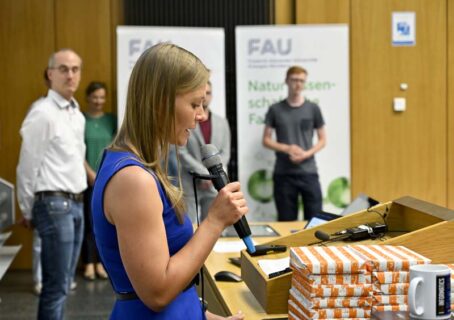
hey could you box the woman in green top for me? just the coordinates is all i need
[83,81,117,280]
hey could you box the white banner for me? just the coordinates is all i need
[117,26,226,126]
[236,25,350,220]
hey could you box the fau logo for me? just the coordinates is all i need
[248,38,292,55]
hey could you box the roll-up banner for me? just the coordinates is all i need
[117,26,226,126]
[236,25,350,220]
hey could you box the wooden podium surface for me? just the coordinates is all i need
[201,221,304,319]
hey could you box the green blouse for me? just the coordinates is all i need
[84,113,117,171]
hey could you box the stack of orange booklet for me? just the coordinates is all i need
[288,245,433,319]
[350,245,431,312]
[288,246,372,320]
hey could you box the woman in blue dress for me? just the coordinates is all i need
[91,43,247,319]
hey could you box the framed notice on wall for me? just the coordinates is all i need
[392,12,416,46]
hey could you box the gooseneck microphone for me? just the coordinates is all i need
[311,229,351,245]
[314,230,331,242]
[312,222,388,245]
[201,144,256,254]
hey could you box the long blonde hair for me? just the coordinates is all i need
[111,43,209,222]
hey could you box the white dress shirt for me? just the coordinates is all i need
[16,89,87,219]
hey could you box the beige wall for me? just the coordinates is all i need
[448,0,454,209]
[288,0,452,209]
[351,0,447,206]
[54,0,114,110]
[1,0,452,269]
[296,0,350,23]
[275,0,294,24]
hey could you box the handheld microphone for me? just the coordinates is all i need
[201,144,255,254]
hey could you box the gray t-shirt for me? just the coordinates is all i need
[264,99,325,174]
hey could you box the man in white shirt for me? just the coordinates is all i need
[16,49,87,320]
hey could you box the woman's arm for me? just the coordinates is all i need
[104,166,248,312]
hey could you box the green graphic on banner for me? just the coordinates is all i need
[247,171,351,210]
[325,177,350,208]
[247,169,273,203]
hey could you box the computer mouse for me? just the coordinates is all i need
[214,270,242,282]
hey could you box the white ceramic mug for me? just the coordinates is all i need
[409,264,451,319]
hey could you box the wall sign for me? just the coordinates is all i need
[392,12,416,46]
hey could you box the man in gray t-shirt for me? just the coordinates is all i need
[263,66,327,221]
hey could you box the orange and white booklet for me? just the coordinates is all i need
[291,263,372,285]
[373,283,409,295]
[290,246,369,275]
[291,278,371,298]
[348,245,431,272]
[372,304,408,312]
[372,271,409,284]
[372,294,407,306]
[290,287,372,309]
[289,297,371,319]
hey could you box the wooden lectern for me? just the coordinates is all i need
[241,196,454,314]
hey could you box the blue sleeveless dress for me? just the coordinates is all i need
[92,150,205,319]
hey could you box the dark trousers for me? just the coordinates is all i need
[82,187,100,264]
[273,173,322,221]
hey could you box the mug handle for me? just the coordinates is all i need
[409,277,424,316]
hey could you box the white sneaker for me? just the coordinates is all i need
[33,283,42,296]
[34,281,76,295]
[70,281,77,291]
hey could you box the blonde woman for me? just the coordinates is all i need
[91,43,247,319]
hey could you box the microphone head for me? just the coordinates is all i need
[201,144,222,168]
[314,230,330,241]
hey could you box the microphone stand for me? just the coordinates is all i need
[189,171,217,313]
[189,171,217,224]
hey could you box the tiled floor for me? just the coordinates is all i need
[0,271,114,319]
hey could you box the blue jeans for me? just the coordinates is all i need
[32,229,42,285]
[32,195,84,320]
